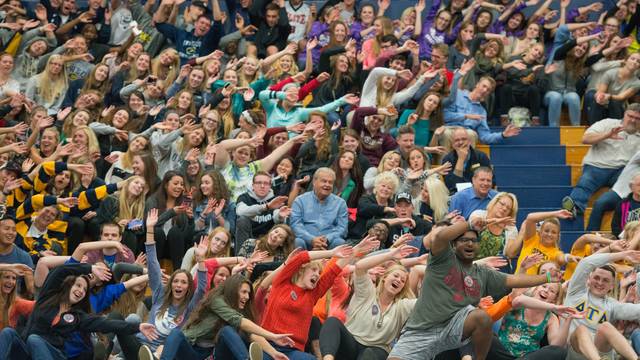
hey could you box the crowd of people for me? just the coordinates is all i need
[0,0,638,359]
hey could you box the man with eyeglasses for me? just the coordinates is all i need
[388,219,562,360]
[236,171,290,250]
[563,104,640,219]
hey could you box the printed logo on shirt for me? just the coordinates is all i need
[290,290,298,301]
[444,266,480,302]
[575,301,608,324]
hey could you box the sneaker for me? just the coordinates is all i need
[249,342,263,360]
[561,196,577,218]
[138,345,155,360]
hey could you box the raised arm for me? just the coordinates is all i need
[431,220,470,256]
[355,244,418,275]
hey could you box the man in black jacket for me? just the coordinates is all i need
[249,0,291,57]
[442,127,492,194]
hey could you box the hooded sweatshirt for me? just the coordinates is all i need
[236,187,282,237]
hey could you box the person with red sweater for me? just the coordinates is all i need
[259,245,355,360]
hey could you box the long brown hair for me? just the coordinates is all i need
[184,274,254,342]
[158,269,195,320]
[255,224,295,257]
[0,270,17,328]
[109,273,147,316]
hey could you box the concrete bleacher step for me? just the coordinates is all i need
[516,207,585,231]
[497,185,572,208]
[494,165,571,186]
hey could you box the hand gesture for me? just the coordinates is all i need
[623,250,640,264]
[135,252,147,266]
[415,0,426,12]
[393,233,414,248]
[520,252,544,271]
[35,4,47,21]
[311,236,328,250]
[434,162,452,176]
[554,209,574,219]
[396,69,413,81]
[553,305,583,318]
[91,264,112,282]
[306,38,318,51]
[332,244,354,258]
[295,175,310,188]
[610,240,630,253]
[271,334,295,347]
[213,198,226,216]
[378,0,390,11]
[267,196,288,210]
[391,245,419,259]
[194,235,209,261]
[139,323,159,341]
[146,208,159,229]
[353,234,381,254]
[58,197,78,208]
[316,72,330,83]
[342,94,360,105]
[9,141,27,155]
[459,58,476,74]
[11,122,28,137]
[502,124,521,138]
[477,256,508,270]
[407,113,418,126]
[478,296,494,309]
[2,178,21,194]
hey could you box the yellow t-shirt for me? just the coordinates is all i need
[515,233,564,275]
[563,244,591,281]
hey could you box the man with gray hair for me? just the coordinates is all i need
[563,104,640,218]
[290,167,348,250]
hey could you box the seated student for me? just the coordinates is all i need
[235,171,290,251]
[290,168,348,250]
[83,222,136,267]
[612,173,640,237]
[0,263,34,329]
[380,192,431,249]
[443,71,521,144]
[0,215,33,269]
[442,127,492,194]
[562,105,640,218]
[448,167,497,219]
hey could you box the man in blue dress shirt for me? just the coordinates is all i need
[449,167,498,219]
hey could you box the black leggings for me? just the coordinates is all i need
[435,335,567,360]
[154,226,193,270]
[319,317,388,360]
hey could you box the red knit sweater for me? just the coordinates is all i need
[260,251,342,351]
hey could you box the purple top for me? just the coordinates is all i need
[488,2,527,37]
[417,0,460,59]
[350,21,376,49]
[299,21,330,65]
[566,8,580,23]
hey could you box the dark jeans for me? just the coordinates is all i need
[235,216,254,254]
[585,89,625,125]
[154,226,193,270]
[160,328,212,360]
[319,317,388,360]
[263,343,316,360]
[0,328,30,360]
[569,165,624,212]
[214,326,249,360]
[497,83,542,118]
[435,335,567,360]
[586,190,622,231]
[28,334,67,360]
[67,216,102,254]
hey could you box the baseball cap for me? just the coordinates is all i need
[395,192,412,205]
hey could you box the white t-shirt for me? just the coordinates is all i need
[285,2,311,42]
[612,150,640,197]
[582,118,640,169]
[109,6,133,45]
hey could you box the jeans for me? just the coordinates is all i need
[263,343,316,360]
[0,328,30,360]
[160,328,212,360]
[586,92,625,125]
[569,165,624,212]
[214,326,249,360]
[586,190,622,231]
[631,328,640,355]
[294,237,346,250]
[235,215,254,253]
[544,91,581,127]
[27,334,66,360]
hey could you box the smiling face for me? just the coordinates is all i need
[477,11,491,29]
[129,137,148,152]
[72,130,88,147]
[177,92,193,110]
[132,156,145,175]
[171,272,190,301]
[539,221,559,247]
[164,113,181,131]
[533,283,559,303]
[194,16,212,36]
[223,69,238,85]
[381,75,396,91]
[587,267,615,298]
[187,128,205,147]
[233,146,252,167]
[36,206,59,229]
[472,170,492,197]
[0,219,16,247]
[188,69,205,88]
[237,283,251,309]
[112,110,129,129]
[69,276,88,304]
[129,94,144,111]
[507,13,523,30]
[573,42,588,58]
[267,226,288,248]
[29,40,48,57]
[94,64,109,82]
[435,11,452,31]
[213,267,230,288]
[0,271,16,295]
[41,128,58,152]
[136,54,151,72]
[313,172,335,200]
[276,158,293,178]
[360,5,375,24]
[165,175,184,199]
[491,196,513,218]
[73,111,90,127]
[333,23,347,43]
[382,269,408,297]
[375,180,395,201]
[128,177,146,197]
[483,41,500,58]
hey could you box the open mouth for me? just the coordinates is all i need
[391,280,400,290]
[3,284,13,292]
[309,277,318,286]
[73,290,83,299]
[174,289,184,297]
[539,292,548,301]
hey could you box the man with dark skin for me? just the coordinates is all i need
[388,219,562,360]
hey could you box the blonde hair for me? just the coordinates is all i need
[418,176,450,222]
[71,126,100,158]
[36,55,68,104]
[377,151,401,173]
[151,48,179,86]
[117,176,146,223]
[291,260,323,285]
[375,75,395,108]
[109,273,147,316]
[623,221,640,240]
[486,192,519,218]
[271,54,299,80]
[376,264,415,300]
[373,171,400,195]
[238,56,259,87]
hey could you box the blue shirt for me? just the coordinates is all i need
[449,187,498,219]
[290,191,348,245]
[443,74,504,144]
[0,245,34,268]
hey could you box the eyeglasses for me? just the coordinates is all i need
[456,237,479,244]
[253,181,271,187]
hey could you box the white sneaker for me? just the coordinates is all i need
[249,342,263,360]
[138,345,155,360]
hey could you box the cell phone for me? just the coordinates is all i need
[127,219,143,230]
[182,197,192,208]
[272,176,285,187]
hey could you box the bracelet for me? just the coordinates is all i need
[546,272,552,283]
